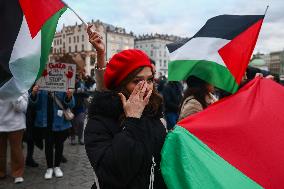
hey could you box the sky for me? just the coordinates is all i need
[59,0,284,53]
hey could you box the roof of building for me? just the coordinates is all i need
[135,33,187,42]
[55,19,134,36]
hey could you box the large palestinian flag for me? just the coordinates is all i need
[0,0,66,100]
[161,78,284,189]
[167,15,264,93]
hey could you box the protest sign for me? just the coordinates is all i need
[37,62,76,92]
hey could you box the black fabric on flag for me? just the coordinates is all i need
[193,15,264,40]
[166,37,192,54]
[167,15,264,53]
[0,0,23,87]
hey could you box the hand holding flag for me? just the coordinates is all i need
[87,25,105,55]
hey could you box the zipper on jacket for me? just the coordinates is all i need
[148,156,156,189]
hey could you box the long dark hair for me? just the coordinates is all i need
[115,67,163,118]
[180,76,211,109]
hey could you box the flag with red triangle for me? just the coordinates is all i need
[167,15,264,93]
[161,78,284,189]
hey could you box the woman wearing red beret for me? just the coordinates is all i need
[84,26,167,189]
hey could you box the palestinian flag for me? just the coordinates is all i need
[167,15,264,93]
[0,0,66,100]
[161,78,284,189]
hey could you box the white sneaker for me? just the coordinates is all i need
[54,167,63,178]
[14,177,24,184]
[44,168,53,179]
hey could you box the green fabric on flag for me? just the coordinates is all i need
[37,7,67,80]
[161,126,263,189]
[168,59,239,93]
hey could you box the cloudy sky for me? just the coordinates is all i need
[59,0,284,53]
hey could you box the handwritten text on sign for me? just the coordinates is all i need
[37,63,76,92]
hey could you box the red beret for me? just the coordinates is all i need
[104,49,152,89]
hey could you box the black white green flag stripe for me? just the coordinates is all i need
[0,0,66,100]
[167,15,265,93]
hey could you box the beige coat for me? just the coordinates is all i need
[179,93,217,121]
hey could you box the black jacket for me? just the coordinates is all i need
[162,81,183,113]
[84,91,167,189]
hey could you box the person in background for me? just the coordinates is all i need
[162,81,183,130]
[30,86,75,180]
[85,25,167,189]
[24,88,39,167]
[70,73,89,145]
[179,76,217,121]
[85,75,96,91]
[157,75,167,94]
[0,93,28,184]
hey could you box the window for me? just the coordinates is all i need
[73,36,76,43]
[164,60,167,67]
[63,34,65,39]
[82,35,84,41]
[150,50,153,57]
[69,46,71,53]
[63,42,65,48]
[77,36,79,43]
[75,45,77,52]
[82,44,84,51]
[159,60,162,67]
[90,56,96,66]
[60,39,62,45]
[60,48,62,53]
[69,37,71,43]
[91,69,95,77]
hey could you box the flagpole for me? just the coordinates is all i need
[264,5,269,16]
[61,0,89,28]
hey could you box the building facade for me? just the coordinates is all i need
[106,26,135,60]
[135,34,184,77]
[268,51,284,80]
[51,20,134,77]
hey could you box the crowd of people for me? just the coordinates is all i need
[0,24,277,188]
[0,72,94,183]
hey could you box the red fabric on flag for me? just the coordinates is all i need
[19,0,65,38]
[178,78,284,189]
[218,19,264,84]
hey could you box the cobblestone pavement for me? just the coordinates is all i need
[0,140,94,189]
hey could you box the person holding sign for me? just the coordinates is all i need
[29,86,75,180]
[84,26,167,189]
